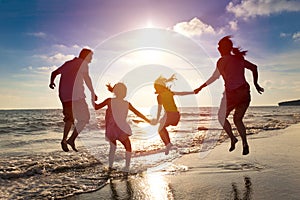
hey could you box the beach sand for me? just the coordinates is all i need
[70,123,300,200]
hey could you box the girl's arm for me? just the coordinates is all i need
[155,104,162,122]
[95,98,110,110]
[129,103,151,123]
[173,91,195,96]
[153,95,163,124]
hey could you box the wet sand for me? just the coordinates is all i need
[71,123,300,200]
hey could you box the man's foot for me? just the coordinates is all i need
[108,167,117,172]
[67,139,78,152]
[242,145,249,155]
[165,143,173,155]
[229,138,238,152]
[61,141,69,152]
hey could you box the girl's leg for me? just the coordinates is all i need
[158,126,172,155]
[124,151,131,172]
[158,127,171,146]
[120,138,132,171]
[109,141,117,169]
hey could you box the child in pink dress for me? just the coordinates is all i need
[95,83,151,172]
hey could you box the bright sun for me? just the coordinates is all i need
[146,20,154,28]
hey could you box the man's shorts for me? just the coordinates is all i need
[62,99,90,123]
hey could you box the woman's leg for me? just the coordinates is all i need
[233,102,250,155]
[218,95,238,151]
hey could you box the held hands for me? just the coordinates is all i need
[194,86,203,94]
[92,94,98,109]
[150,118,158,125]
[194,87,201,94]
[93,94,98,102]
[194,84,207,94]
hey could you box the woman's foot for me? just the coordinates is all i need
[242,145,249,155]
[229,138,238,152]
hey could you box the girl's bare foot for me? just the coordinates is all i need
[165,143,173,155]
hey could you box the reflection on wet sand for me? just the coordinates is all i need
[231,176,252,200]
[109,178,133,199]
[107,172,174,200]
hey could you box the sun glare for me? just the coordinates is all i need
[146,20,154,28]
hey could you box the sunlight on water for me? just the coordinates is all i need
[135,172,174,200]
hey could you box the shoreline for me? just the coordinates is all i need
[71,123,300,200]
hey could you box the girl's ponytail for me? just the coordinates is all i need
[106,83,114,93]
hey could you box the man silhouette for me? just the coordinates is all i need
[49,48,97,152]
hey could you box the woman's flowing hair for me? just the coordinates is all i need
[232,47,248,59]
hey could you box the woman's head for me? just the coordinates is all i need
[107,82,127,98]
[154,74,176,93]
[218,36,233,56]
[218,35,247,58]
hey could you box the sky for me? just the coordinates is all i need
[0,0,300,109]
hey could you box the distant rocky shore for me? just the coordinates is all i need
[278,99,300,106]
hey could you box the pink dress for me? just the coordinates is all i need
[105,98,132,142]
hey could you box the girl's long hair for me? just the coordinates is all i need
[154,74,176,94]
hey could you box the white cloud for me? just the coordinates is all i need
[292,32,300,41]
[173,17,216,37]
[229,20,238,30]
[27,32,47,38]
[22,65,57,75]
[279,32,300,41]
[35,53,75,64]
[226,0,300,19]
[280,32,290,38]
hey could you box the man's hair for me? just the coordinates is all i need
[79,48,93,59]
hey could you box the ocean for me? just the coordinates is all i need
[1,106,300,199]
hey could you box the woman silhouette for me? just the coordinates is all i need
[195,36,264,155]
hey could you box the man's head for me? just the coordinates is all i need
[79,48,93,63]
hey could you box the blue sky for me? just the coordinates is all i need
[0,0,299,109]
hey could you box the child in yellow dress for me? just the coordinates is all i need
[152,74,196,155]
